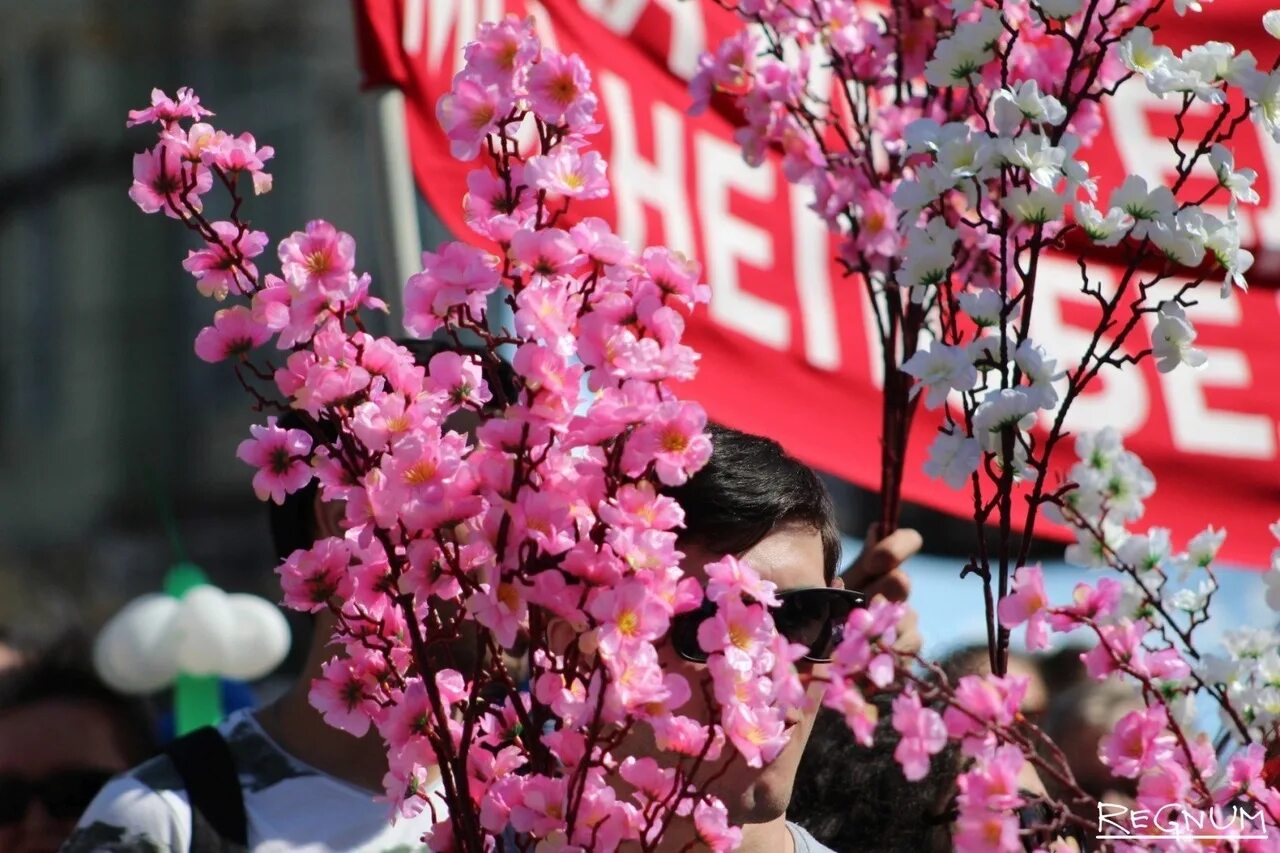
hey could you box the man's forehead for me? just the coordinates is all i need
[686,526,826,590]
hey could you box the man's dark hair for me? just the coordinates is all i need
[0,641,155,765]
[789,701,958,852]
[266,339,518,562]
[664,423,841,583]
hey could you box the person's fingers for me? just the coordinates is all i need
[858,568,912,603]
[893,607,922,655]
[842,527,922,588]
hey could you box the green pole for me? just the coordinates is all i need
[164,562,222,734]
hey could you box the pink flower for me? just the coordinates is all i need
[697,597,771,666]
[570,217,631,265]
[523,148,609,199]
[1137,761,1191,813]
[202,131,274,195]
[509,228,580,278]
[462,18,539,90]
[958,745,1027,812]
[621,400,711,486]
[278,220,357,297]
[1099,706,1177,778]
[508,774,570,838]
[182,221,268,299]
[309,653,379,736]
[236,416,313,504]
[404,243,500,337]
[822,675,879,746]
[722,701,789,768]
[513,278,576,354]
[127,86,211,127]
[693,798,742,852]
[703,555,781,608]
[277,537,354,613]
[424,350,492,411]
[194,306,272,362]
[943,674,1028,742]
[1047,577,1123,631]
[997,565,1051,650]
[526,52,597,130]
[596,482,684,533]
[891,689,947,781]
[855,189,901,259]
[638,247,709,311]
[512,344,582,426]
[436,77,508,161]
[129,144,212,219]
[953,810,1021,853]
[689,30,757,114]
[588,578,672,652]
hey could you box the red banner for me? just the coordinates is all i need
[353,0,1280,566]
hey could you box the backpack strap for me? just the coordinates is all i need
[163,726,249,853]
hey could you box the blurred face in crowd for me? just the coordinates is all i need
[0,699,133,853]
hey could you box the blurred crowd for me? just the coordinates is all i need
[0,620,1147,852]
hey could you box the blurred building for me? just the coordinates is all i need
[0,0,388,637]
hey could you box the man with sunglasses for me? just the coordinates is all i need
[624,423,922,853]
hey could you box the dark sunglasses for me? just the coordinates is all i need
[0,769,115,825]
[670,587,867,663]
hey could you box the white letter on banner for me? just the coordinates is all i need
[788,182,841,370]
[1029,257,1150,435]
[413,0,504,76]
[599,71,696,256]
[577,0,706,79]
[1144,288,1276,459]
[695,131,790,350]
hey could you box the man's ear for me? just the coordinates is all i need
[311,491,346,540]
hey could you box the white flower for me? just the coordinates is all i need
[1004,186,1066,225]
[972,387,1038,448]
[936,130,999,184]
[1148,220,1205,268]
[1118,28,1174,76]
[1116,527,1173,572]
[1000,133,1066,188]
[1064,522,1127,569]
[901,339,977,409]
[1110,175,1175,239]
[1167,578,1216,612]
[1208,143,1260,205]
[1014,339,1065,409]
[1107,453,1155,522]
[1250,71,1280,142]
[1180,42,1257,90]
[891,170,948,221]
[990,81,1067,135]
[1202,218,1254,296]
[1032,0,1082,20]
[1174,0,1212,14]
[924,8,1003,88]
[900,219,957,297]
[1169,525,1226,579]
[958,289,1003,327]
[1074,201,1133,246]
[1262,567,1280,611]
[1265,10,1280,40]
[1150,301,1208,373]
[1076,426,1125,471]
[1059,134,1097,199]
[923,430,981,489]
